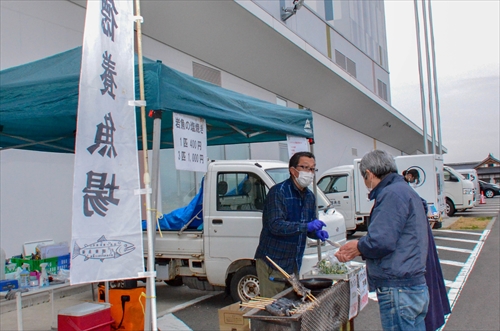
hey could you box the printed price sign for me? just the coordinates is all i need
[287,135,309,158]
[348,271,359,320]
[358,266,369,312]
[173,112,207,172]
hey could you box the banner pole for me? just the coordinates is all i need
[133,0,157,329]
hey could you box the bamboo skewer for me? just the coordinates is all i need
[266,256,291,278]
[265,256,317,302]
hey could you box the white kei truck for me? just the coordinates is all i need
[143,160,347,302]
[317,154,451,235]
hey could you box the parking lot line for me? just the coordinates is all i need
[439,259,466,267]
[434,229,483,236]
[436,246,473,253]
[433,236,481,244]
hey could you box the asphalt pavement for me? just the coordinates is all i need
[442,216,499,330]
[1,210,498,331]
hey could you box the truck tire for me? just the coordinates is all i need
[230,266,260,303]
[445,198,456,217]
[165,277,183,287]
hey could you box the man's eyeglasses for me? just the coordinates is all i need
[296,165,318,173]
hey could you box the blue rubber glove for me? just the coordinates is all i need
[316,230,329,242]
[307,219,326,232]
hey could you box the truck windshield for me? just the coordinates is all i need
[265,168,332,210]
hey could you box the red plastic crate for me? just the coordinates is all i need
[58,302,112,331]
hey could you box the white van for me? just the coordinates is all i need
[443,166,475,216]
[456,169,480,206]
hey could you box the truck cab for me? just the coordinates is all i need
[146,160,346,302]
[318,154,447,232]
[317,164,371,235]
[456,169,480,206]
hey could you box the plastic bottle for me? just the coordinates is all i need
[39,263,49,287]
[29,271,39,289]
[19,264,30,289]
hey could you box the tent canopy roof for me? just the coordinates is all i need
[0,47,314,153]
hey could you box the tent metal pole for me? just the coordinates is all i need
[144,110,162,330]
[134,0,157,329]
[309,143,321,262]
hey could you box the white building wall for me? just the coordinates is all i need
[0,0,403,258]
[0,150,74,257]
[0,1,85,70]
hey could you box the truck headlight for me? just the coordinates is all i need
[463,188,473,195]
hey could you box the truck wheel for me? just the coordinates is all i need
[446,198,456,217]
[230,266,260,303]
[165,277,183,287]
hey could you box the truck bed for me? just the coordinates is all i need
[143,230,203,258]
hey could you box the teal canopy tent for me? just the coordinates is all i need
[0,47,314,153]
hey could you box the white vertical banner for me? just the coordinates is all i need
[70,0,143,284]
[173,112,207,172]
[287,135,309,158]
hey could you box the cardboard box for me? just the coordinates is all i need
[218,302,250,331]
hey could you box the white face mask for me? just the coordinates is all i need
[366,181,373,193]
[296,171,314,188]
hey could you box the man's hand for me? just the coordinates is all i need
[334,240,360,262]
[307,219,326,232]
[315,230,329,241]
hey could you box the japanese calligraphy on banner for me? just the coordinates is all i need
[286,135,309,158]
[173,112,207,172]
[70,0,143,285]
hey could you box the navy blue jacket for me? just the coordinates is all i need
[358,173,428,290]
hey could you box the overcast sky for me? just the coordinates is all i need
[384,0,499,164]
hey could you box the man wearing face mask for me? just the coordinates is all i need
[335,150,429,331]
[255,151,328,298]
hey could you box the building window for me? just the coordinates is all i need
[335,49,357,78]
[324,0,334,21]
[193,62,221,86]
[346,58,357,77]
[335,50,347,70]
[377,79,388,101]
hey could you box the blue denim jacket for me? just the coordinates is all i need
[358,173,428,290]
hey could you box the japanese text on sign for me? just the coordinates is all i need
[173,112,207,172]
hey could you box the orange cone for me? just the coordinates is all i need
[480,191,486,204]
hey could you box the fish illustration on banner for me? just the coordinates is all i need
[72,236,135,262]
